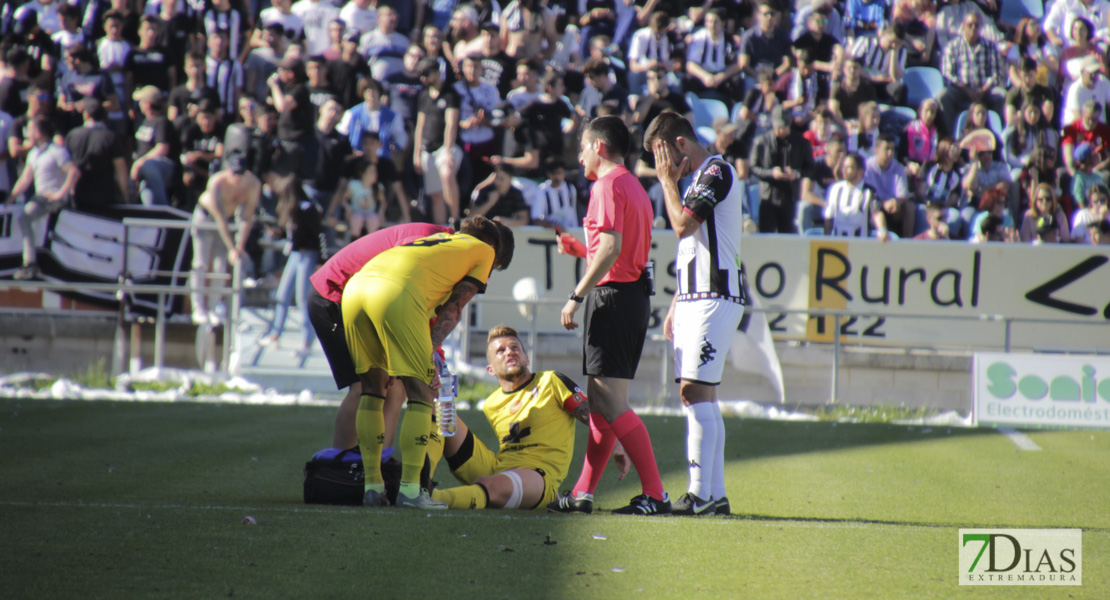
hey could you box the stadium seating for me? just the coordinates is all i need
[696,125,717,145]
[686,93,729,130]
[903,67,945,109]
[954,110,1004,138]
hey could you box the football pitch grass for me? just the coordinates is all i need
[1,398,1106,599]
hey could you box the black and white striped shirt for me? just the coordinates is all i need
[531,180,578,229]
[922,164,964,206]
[823,180,879,237]
[850,36,906,79]
[686,28,733,73]
[676,156,744,303]
[203,8,244,60]
[206,56,243,116]
[629,27,672,69]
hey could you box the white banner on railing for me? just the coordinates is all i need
[973,352,1110,429]
[483,228,1110,351]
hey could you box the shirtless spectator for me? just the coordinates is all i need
[500,0,557,61]
[189,150,261,326]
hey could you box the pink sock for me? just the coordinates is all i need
[611,410,665,501]
[571,412,616,496]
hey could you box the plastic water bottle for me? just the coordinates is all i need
[435,365,457,437]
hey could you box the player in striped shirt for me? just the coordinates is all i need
[645,111,745,516]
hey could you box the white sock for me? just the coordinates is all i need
[711,402,727,501]
[686,402,717,499]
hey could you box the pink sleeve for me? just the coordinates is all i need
[593,179,622,233]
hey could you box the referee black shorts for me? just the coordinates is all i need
[307,286,360,390]
[583,279,650,379]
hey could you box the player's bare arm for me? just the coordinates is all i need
[560,230,622,330]
[431,280,479,348]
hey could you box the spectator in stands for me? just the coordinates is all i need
[180,98,224,207]
[455,54,501,183]
[506,58,542,109]
[447,4,485,68]
[1063,57,1110,127]
[902,98,940,180]
[685,10,740,103]
[205,30,244,119]
[749,105,814,234]
[792,0,846,45]
[784,47,820,126]
[383,44,427,128]
[500,0,557,61]
[519,69,576,163]
[1087,219,1110,244]
[270,56,314,172]
[257,0,304,45]
[65,97,128,209]
[130,15,174,94]
[938,11,1006,134]
[828,58,876,128]
[962,141,1012,217]
[532,157,578,229]
[919,137,972,236]
[0,48,32,118]
[339,0,379,39]
[306,97,352,214]
[202,0,249,62]
[626,11,672,95]
[935,0,1005,51]
[8,80,63,171]
[1020,183,1070,243]
[413,57,463,224]
[1004,18,1059,91]
[9,116,80,280]
[130,86,178,207]
[168,54,213,125]
[792,6,844,100]
[847,100,881,159]
[1058,17,1100,86]
[864,133,916,238]
[738,1,792,83]
[1005,57,1056,127]
[477,24,515,99]
[846,0,888,38]
[59,46,120,120]
[913,201,951,240]
[337,78,406,162]
[801,130,845,231]
[328,29,372,109]
[421,25,453,85]
[360,4,410,81]
[736,66,782,156]
[577,57,628,121]
[469,163,529,225]
[1070,142,1106,208]
[968,188,1016,242]
[305,55,337,114]
[1071,184,1110,243]
[823,151,889,239]
[892,0,937,64]
[1002,101,1059,183]
[849,23,907,106]
[1044,0,1109,49]
[293,0,341,56]
[631,65,693,143]
[1061,100,1110,176]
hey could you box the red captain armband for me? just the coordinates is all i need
[558,233,587,258]
[563,390,587,414]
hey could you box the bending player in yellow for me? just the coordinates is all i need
[342,216,514,509]
[432,324,609,510]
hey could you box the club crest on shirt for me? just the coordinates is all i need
[704,164,722,179]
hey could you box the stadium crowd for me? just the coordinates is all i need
[4,0,1110,284]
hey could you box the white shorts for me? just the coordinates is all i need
[672,298,745,385]
[420,145,464,196]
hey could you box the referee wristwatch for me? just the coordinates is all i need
[568,292,585,303]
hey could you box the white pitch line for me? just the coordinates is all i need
[998,428,1042,451]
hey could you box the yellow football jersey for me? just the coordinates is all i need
[482,371,585,484]
[354,232,495,319]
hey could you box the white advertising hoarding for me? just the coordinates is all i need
[972,352,1110,429]
[483,228,1110,352]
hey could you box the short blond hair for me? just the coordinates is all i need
[487,324,520,345]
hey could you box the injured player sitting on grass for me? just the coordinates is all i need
[430,325,629,510]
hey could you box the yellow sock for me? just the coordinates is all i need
[399,401,434,488]
[432,484,489,510]
[356,394,385,491]
[426,426,444,477]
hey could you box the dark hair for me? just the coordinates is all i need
[585,115,631,158]
[102,9,123,25]
[544,157,565,174]
[980,214,1004,238]
[1020,56,1037,73]
[459,215,513,269]
[540,69,562,91]
[31,115,55,138]
[494,163,516,177]
[358,77,383,98]
[494,220,515,269]
[876,132,897,147]
[582,57,611,78]
[643,111,697,153]
[1073,17,1093,41]
[793,46,812,65]
[649,11,670,31]
[306,54,328,66]
[416,57,441,79]
[58,4,79,19]
[841,152,864,173]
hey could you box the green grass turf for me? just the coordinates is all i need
[0,398,1106,599]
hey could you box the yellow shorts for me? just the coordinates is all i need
[450,433,560,510]
[341,275,435,383]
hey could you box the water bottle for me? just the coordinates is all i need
[435,364,457,437]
